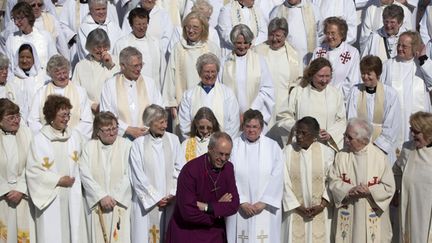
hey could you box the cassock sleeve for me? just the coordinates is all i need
[210,163,240,218]
[162,47,179,107]
[344,0,358,45]
[178,91,192,140]
[100,79,128,136]
[258,143,283,209]
[419,57,432,91]
[328,153,354,208]
[342,48,361,101]
[392,142,412,191]
[27,89,44,134]
[276,86,300,133]
[109,140,133,208]
[368,157,395,213]
[223,88,241,139]
[169,135,186,196]
[76,87,93,139]
[216,5,234,50]
[326,89,346,149]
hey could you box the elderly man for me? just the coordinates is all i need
[270,0,322,68]
[77,0,122,60]
[100,46,163,140]
[178,52,240,141]
[328,118,395,243]
[165,131,240,243]
[361,4,407,60]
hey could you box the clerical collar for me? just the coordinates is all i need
[24,69,30,77]
[427,143,432,148]
[365,86,376,94]
[329,42,342,50]
[201,83,215,94]
[150,131,163,138]
[79,0,88,3]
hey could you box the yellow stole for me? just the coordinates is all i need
[185,137,197,162]
[289,142,326,242]
[115,74,149,127]
[356,82,384,141]
[41,82,81,128]
[222,51,261,106]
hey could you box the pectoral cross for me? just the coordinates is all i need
[71,151,79,163]
[257,230,268,243]
[17,230,29,243]
[368,176,379,186]
[149,224,159,243]
[339,51,352,64]
[211,186,220,192]
[238,230,248,243]
[341,173,351,184]
[42,157,54,170]
[316,49,327,57]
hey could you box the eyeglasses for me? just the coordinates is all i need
[185,25,202,31]
[294,129,312,137]
[198,125,213,130]
[99,126,119,134]
[57,113,71,119]
[31,3,44,8]
[12,16,25,22]
[3,114,21,122]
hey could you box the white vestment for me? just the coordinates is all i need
[217,1,267,56]
[394,141,432,243]
[0,82,24,114]
[380,57,432,148]
[181,136,210,162]
[100,74,163,136]
[360,27,404,61]
[312,41,361,101]
[0,126,35,243]
[182,0,224,28]
[346,83,401,164]
[113,33,166,91]
[129,132,185,243]
[281,142,334,243]
[162,39,220,107]
[220,51,275,125]
[328,143,395,243]
[77,14,123,60]
[178,82,240,140]
[27,81,93,139]
[226,135,283,243]
[269,0,322,68]
[277,84,346,150]
[79,137,132,243]
[26,126,88,243]
[418,2,432,44]
[72,56,119,105]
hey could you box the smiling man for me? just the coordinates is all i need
[166,131,240,243]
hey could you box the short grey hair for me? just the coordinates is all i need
[0,54,9,68]
[208,131,232,149]
[347,118,373,144]
[268,17,288,36]
[196,52,220,74]
[85,28,110,51]
[142,104,168,127]
[88,0,107,8]
[46,55,70,76]
[119,46,142,65]
[230,24,254,44]
[192,0,213,17]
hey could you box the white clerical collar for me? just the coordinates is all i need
[284,1,304,8]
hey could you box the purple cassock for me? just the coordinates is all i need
[165,153,240,243]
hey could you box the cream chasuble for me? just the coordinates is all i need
[79,137,132,243]
[281,142,334,243]
[226,135,283,243]
[0,126,34,243]
[277,84,346,150]
[129,133,185,243]
[26,126,88,243]
[394,141,432,243]
[328,144,395,243]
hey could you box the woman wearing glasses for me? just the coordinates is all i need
[26,94,89,243]
[80,111,132,243]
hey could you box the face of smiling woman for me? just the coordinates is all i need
[199,63,218,86]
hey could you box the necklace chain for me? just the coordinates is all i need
[205,155,221,194]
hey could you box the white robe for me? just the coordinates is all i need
[77,14,123,60]
[129,132,185,243]
[113,33,166,91]
[226,135,283,243]
[0,82,24,113]
[181,136,210,162]
[26,125,88,243]
[27,81,93,139]
[277,84,347,150]
[178,82,240,141]
[360,27,404,61]
[220,51,275,125]
[182,0,224,28]
[346,83,401,164]
[162,39,220,107]
[72,56,119,105]
[269,0,322,68]
[0,126,35,243]
[312,41,361,101]
[394,141,432,243]
[281,142,334,243]
[419,3,432,45]
[328,143,395,243]
[100,74,163,136]
[79,137,132,243]
[380,57,432,148]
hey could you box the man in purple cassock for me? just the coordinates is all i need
[166,132,240,243]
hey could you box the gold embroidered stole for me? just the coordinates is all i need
[230,1,259,39]
[41,12,56,40]
[356,82,385,141]
[191,82,225,128]
[185,137,197,162]
[174,41,209,104]
[41,82,81,127]
[289,142,326,242]
[115,74,149,127]
[222,51,260,106]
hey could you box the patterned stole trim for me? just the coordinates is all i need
[115,74,149,127]
[289,142,326,242]
[185,137,197,162]
[357,82,385,141]
[230,1,259,39]
[222,51,261,106]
